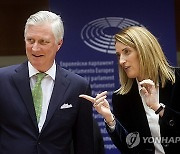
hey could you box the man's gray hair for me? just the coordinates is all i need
[24,11,64,43]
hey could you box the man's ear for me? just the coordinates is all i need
[57,39,63,50]
[58,39,63,45]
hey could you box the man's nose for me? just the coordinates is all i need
[32,42,40,51]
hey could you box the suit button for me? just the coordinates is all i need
[169,120,175,126]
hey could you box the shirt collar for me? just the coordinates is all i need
[136,78,142,93]
[28,61,56,80]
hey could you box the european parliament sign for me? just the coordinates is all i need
[49,0,176,153]
[81,17,143,54]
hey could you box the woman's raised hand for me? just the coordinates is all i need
[139,79,159,110]
[79,91,113,120]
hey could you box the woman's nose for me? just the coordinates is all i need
[119,56,126,65]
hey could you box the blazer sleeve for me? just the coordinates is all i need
[106,92,137,153]
[159,67,180,135]
[106,119,129,153]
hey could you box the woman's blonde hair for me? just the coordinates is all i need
[115,26,175,95]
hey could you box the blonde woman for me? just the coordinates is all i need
[80,26,180,154]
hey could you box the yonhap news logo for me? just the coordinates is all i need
[126,132,180,149]
[126,132,140,148]
[81,17,143,54]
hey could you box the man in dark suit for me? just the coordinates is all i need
[0,11,94,154]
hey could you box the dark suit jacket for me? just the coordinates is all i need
[93,118,105,154]
[0,62,94,154]
[70,118,105,154]
[107,68,180,154]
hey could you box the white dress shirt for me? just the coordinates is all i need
[137,80,165,154]
[28,61,56,132]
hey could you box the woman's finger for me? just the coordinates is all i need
[140,87,148,96]
[96,99,109,108]
[79,94,95,103]
[139,79,155,86]
[96,91,108,100]
[95,95,107,104]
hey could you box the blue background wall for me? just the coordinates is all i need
[49,0,177,153]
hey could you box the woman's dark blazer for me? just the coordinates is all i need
[107,68,180,154]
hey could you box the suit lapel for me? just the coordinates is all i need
[41,65,70,132]
[12,62,38,130]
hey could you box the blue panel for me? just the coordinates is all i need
[49,0,176,153]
